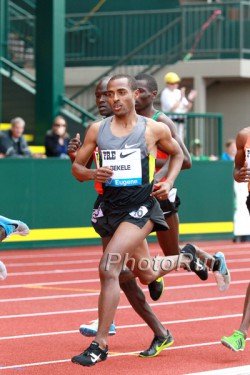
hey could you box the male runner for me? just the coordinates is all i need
[221,127,250,351]
[69,75,229,356]
[135,73,230,290]
[70,74,206,367]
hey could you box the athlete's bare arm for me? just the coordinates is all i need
[72,122,113,183]
[234,128,250,183]
[146,119,183,198]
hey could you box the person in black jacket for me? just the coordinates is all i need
[0,117,32,158]
[45,116,70,158]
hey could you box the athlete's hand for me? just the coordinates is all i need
[151,181,172,200]
[68,133,81,155]
[236,162,250,182]
[94,166,113,183]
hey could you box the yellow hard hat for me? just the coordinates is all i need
[164,72,181,83]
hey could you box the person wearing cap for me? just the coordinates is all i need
[190,138,217,161]
[160,72,197,141]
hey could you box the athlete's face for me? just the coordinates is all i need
[95,80,112,117]
[135,79,156,113]
[107,78,138,117]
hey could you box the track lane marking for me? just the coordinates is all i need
[0,243,250,261]
[0,278,248,290]
[4,256,250,268]
[0,339,249,370]
[0,293,247,317]
[4,266,250,277]
[0,313,243,340]
[25,285,100,292]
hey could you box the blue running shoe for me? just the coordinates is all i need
[79,319,116,337]
[0,215,30,239]
[213,252,230,292]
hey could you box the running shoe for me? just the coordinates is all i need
[221,330,246,351]
[71,340,108,367]
[0,215,30,238]
[139,330,174,358]
[181,244,208,280]
[0,261,7,280]
[79,319,116,337]
[148,277,165,301]
[213,252,230,292]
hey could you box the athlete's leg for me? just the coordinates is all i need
[120,271,169,338]
[239,282,250,338]
[95,220,194,349]
[157,212,180,256]
[221,282,249,351]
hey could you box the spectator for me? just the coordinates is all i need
[190,138,217,161]
[45,116,70,158]
[0,117,32,158]
[222,138,237,161]
[160,72,197,141]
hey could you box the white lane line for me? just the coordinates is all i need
[0,278,248,291]
[7,267,98,276]
[0,294,246,315]
[0,251,102,260]
[0,278,100,289]
[0,279,249,303]
[0,339,249,370]
[5,259,100,267]
[4,257,250,268]
[5,266,250,277]
[0,243,250,262]
[0,313,243,340]
[185,365,250,375]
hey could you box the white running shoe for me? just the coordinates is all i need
[0,261,7,280]
[79,319,116,337]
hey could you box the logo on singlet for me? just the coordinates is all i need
[120,151,137,158]
[125,143,139,148]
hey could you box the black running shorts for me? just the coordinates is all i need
[158,195,181,219]
[91,196,169,238]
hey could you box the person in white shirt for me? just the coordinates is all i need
[160,72,197,141]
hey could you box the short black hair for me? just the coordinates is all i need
[134,73,158,92]
[109,74,138,91]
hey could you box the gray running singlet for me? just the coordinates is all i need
[96,115,155,213]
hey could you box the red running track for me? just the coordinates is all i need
[0,240,250,375]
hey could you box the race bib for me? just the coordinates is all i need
[129,206,148,219]
[100,149,142,187]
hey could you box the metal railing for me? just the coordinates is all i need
[7,2,250,69]
[165,112,224,158]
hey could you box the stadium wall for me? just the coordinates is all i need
[1,159,234,249]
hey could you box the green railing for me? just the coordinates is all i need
[7,1,250,68]
[61,95,97,126]
[165,112,224,158]
[0,55,35,93]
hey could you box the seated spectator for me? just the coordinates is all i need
[222,139,236,161]
[190,139,217,161]
[0,117,32,158]
[45,116,70,158]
